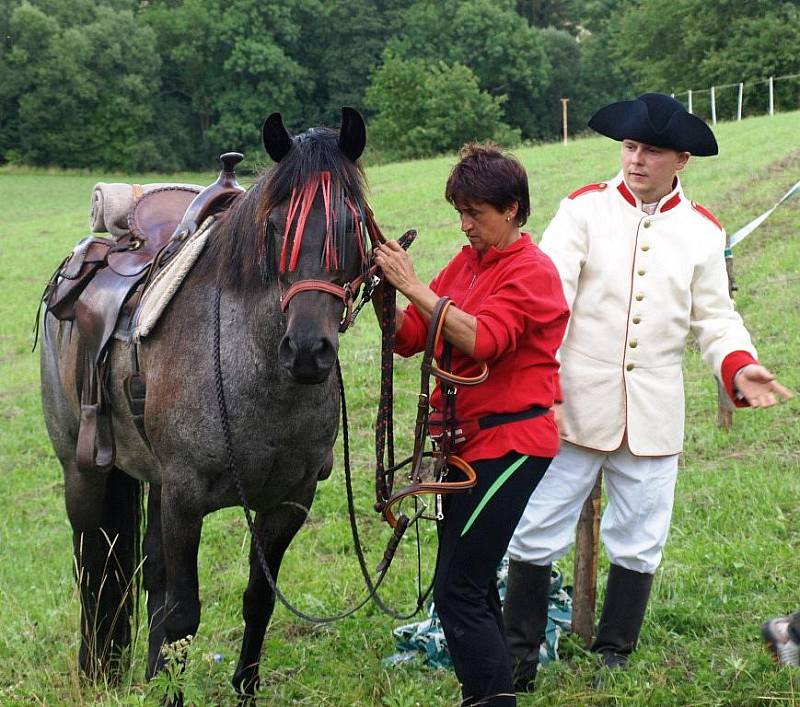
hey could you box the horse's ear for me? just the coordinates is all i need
[262,112,293,163]
[338,107,366,163]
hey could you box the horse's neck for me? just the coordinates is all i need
[170,266,284,355]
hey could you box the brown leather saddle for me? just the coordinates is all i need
[43,152,247,473]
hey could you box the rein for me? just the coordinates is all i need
[374,298,488,556]
[213,288,399,622]
[215,212,486,621]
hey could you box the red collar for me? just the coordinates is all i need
[462,233,532,268]
[617,176,682,213]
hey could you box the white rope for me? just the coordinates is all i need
[729,180,800,249]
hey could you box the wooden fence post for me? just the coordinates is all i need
[572,472,602,645]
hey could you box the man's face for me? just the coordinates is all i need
[621,139,690,202]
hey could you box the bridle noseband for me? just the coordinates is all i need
[280,279,356,333]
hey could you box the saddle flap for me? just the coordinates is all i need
[62,237,112,280]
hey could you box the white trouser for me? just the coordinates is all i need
[508,440,679,574]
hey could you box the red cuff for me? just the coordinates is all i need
[721,350,759,408]
[553,372,563,404]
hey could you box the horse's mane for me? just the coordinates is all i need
[199,127,370,291]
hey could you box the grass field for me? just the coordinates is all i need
[1,111,799,706]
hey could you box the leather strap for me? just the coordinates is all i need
[381,296,485,529]
[280,279,355,333]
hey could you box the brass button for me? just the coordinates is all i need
[638,269,646,276]
[626,363,635,371]
[643,220,652,228]
[635,293,644,301]
[641,244,650,251]
[632,316,641,324]
[629,340,638,348]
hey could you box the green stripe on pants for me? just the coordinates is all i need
[461,454,529,537]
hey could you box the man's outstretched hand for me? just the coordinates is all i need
[735,364,794,408]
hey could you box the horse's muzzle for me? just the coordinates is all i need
[278,331,337,384]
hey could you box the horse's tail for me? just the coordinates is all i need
[86,467,144,676]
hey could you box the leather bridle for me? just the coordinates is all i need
[278,204,394,333]
[280,279,356,333]
[373,298,488,569]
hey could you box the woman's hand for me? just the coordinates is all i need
[373,240,422,297]
[373,238,478,355]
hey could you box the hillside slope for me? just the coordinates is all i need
[0,111,798,706]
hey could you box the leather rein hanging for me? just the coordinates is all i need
[374,298,488,569]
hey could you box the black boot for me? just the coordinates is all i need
[591,564,654,669]
[503,560,552,692]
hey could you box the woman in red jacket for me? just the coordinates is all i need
[373,144,569,706]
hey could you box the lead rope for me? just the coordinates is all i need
[213,288,396,623]
[338,359,432,620]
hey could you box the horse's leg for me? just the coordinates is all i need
[143,484,168,679]
[159,483,204,705]
[65,464,142,680]
[232,482,316,702]
[66,461,109,679]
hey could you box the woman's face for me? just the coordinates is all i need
[455,201,518,254]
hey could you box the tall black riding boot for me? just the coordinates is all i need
[591,563,654,669]
[503,560,552,692]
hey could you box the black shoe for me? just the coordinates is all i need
[503,560,552,692]
[591,564,654,669]
[598,649,628,669]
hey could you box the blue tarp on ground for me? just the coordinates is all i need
[385,557,573,669]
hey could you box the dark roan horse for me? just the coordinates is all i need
[39,109,377,702]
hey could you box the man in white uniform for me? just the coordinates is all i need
[504,93,793,691]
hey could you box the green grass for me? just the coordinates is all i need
[1,111,799,705]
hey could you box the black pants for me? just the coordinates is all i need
[434,452,551,706]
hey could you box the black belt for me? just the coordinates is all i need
[478,405,550,430]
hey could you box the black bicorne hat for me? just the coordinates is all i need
[588,92,719,156]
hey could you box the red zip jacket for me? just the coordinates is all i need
[395,234,569,462]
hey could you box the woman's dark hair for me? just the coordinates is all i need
[445,143,530,227]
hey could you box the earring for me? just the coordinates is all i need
[505,216,511,222]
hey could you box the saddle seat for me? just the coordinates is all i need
[43,152,246,473]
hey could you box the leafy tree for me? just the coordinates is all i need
[387,0,552,139]
[699,5,800,117]
[142,0,315,168]
[0,2,61,162]
[5,2,161,168]
[365,53,518,160]
[515,0,579,33]
[607,1,798,92]
[296,0,407,128]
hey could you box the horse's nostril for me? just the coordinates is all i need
[279,333,337,383]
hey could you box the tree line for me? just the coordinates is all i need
[0,0,797,171]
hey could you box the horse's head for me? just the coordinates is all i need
[263,108,374,383]
[204,108,378,383]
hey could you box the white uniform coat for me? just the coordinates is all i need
[541,172,757,455]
